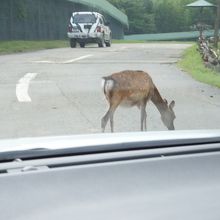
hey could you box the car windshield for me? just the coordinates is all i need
[0,0,220,147]
[73,14,97,23]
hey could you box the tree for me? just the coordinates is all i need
[155,0,194,33]
[214,0,220,48]
[108,0,216,34]
[108,0,156,34]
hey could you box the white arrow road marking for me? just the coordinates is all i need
[16,73,38,102]
[33,54,93,64]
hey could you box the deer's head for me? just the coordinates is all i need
[161,99,176,130]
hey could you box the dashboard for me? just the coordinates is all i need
[0,130,220,220]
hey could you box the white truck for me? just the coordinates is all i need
[67,12,112,48]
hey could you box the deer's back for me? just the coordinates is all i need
[103,70,154,107]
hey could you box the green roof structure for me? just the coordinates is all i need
[186,0,216,7]
[67,0,129,27]
[124,30,218,41]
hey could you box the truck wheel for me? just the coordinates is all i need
[80,42,85,48]
[98,35,105,47]
[70,39,76,48]
[105,38,111,47]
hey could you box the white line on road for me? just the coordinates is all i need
[16,73,38,102]
[33,54,93,64]
[33,61,55,64]
[62,54,93,64]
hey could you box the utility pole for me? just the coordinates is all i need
[214,0,220,48]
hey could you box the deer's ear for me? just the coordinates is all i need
[169,100,175,109]
[164,99,168,104]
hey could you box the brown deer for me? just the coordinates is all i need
[101,70,176,132]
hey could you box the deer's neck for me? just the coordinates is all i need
[151,86,167,115]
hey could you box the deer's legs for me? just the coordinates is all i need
[101,109,111,132]
[109,110,114,133]
[140,107,147,131]
[101,97,121,133]
[101,106,117,132]
[140,100,147,131]
[143,109,147,130]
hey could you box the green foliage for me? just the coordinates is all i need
[155,0,189,32]
[178,44,220,88]
[0,41,68,54]
[108,0,156,34]
[108,0,216,34]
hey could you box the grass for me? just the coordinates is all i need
[0,40,69,54]
[178,44,220,88]
[0,39,195,54]
[0,39,147,53]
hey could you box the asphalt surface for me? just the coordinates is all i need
[0,43,220,139]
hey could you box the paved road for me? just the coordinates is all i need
[0,43,220,139]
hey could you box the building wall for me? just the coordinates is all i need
[0,0,125,40]
[106,16,125,39]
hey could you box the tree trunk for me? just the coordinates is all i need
[214,1,220,48]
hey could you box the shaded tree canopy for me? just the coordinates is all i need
[108,0,217,34]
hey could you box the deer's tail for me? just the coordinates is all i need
[101,77,115,98]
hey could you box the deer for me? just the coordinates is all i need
[101,70,176,132]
